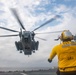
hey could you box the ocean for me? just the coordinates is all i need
[26,71,56,75]
[0,67,57,75]
[0,72,56,75]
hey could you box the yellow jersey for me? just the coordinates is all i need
[48,41,76,72]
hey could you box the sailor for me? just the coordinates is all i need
[48,30,76,75]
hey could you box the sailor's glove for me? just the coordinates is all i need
[48,59,52,63]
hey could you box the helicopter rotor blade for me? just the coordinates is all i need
[11,8,26,30]
[0,34,19,37]
[35,36,47,41]
[33,15,61,31]
[0,26,19,32]
[35,30,62,34]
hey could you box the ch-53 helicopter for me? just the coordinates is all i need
[0,8,62,55]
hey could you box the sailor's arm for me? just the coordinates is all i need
[48,46,57,63]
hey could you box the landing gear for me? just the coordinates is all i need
[20,50,22,53]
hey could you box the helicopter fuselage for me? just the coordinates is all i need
[15,31,39,55]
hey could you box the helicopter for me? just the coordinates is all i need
[0,8,61,55]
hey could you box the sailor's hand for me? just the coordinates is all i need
[48,59,52,63]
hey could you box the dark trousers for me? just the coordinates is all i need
[56,69,60,75]
[60,71,76,75]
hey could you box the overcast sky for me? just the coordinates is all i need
[0,0,76,69]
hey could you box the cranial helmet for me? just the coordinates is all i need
[60,30,73,41]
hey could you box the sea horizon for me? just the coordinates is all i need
[0,67,57,71]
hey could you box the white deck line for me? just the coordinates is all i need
[21,73,27,75]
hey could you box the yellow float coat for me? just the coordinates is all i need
[49,41,76,72]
